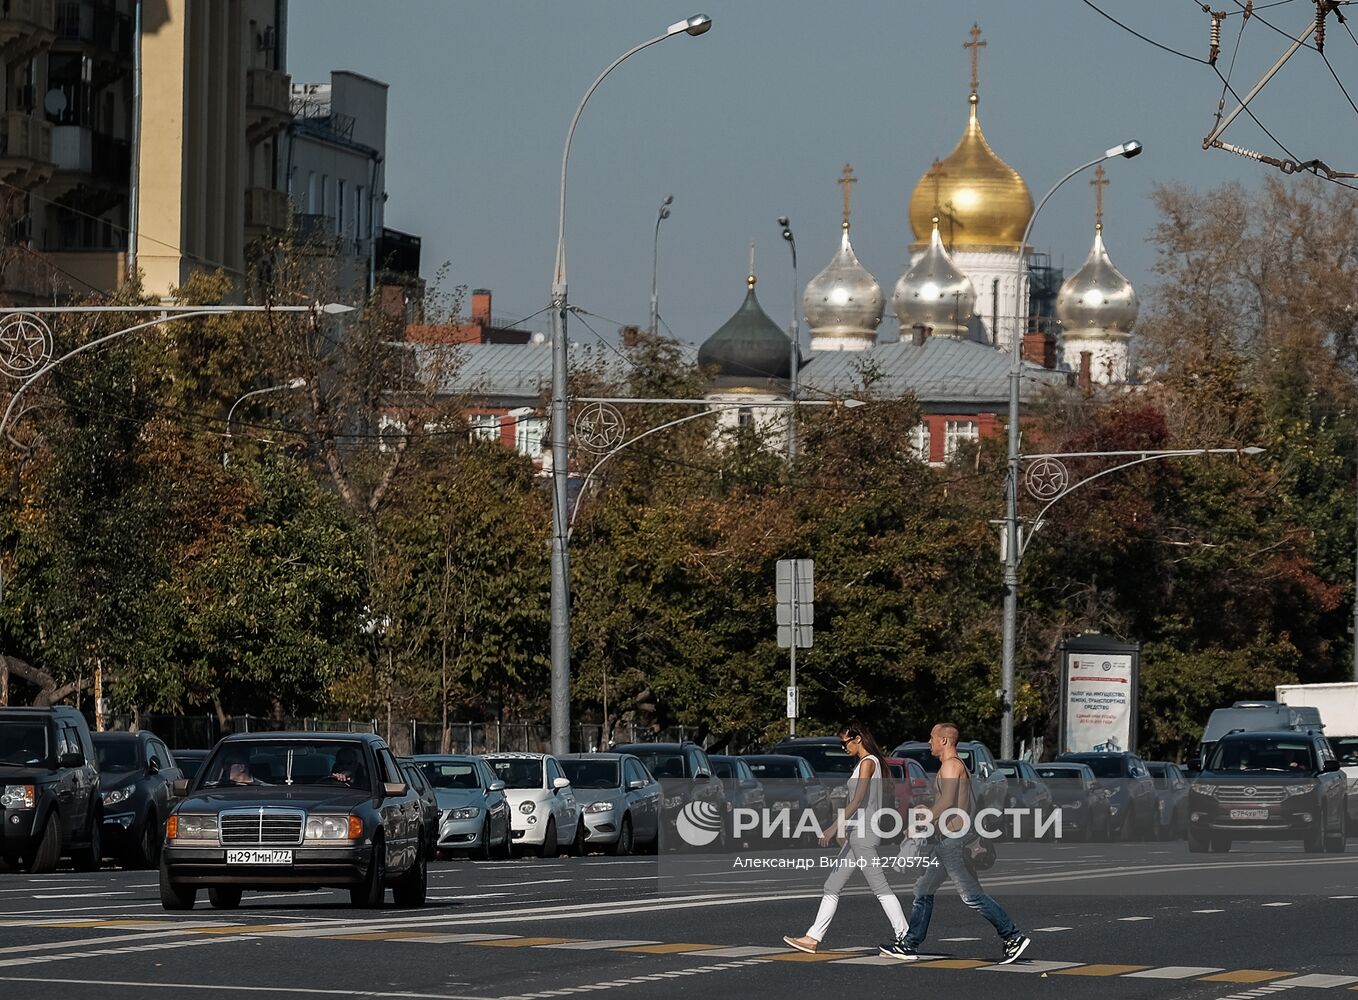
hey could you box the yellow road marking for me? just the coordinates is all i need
[615,943,722,954]
[473,937,578,948]
[322,931,436,941]
[1055,965,1151,976]
[1201,970,1293,983]
[766,952,855,962]
[194,924,298,935]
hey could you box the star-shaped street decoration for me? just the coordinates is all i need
[0,313,51,378]
[573,402,626,454]
[1024,457,1069,502]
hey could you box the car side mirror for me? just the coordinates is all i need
[552,776,571,790]
[382,781,408,798]
[489,781,506,792]
[58,751,84,768]
[1323,759,1341,773]
[147,756,161,776]
[172,778,189,797]
[627,779,646,791]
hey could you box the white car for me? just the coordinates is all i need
[482,753,582,857]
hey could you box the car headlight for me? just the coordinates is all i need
[305,815,359,841]
[172,814,219,840]
[449,807,480,821]
[663,795,683,810]
[1285,783,1315,797]
[101,787,133,807]
[1,784,35,809]
[584,801,614,814]
[519,800,537,815]
[1190,782,1217,797]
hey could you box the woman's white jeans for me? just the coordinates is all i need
[806,842,908,943]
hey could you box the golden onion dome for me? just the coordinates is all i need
[803,223,883,346]
[893,218,976,338]
[908,93,1033,249]
[1056,225,1138,335]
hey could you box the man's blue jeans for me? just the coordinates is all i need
[903,836,1017,947]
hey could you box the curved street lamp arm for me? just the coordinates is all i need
[0,309,232,441]
[553,31,670,290]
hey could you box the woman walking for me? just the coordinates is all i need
[783,722,908,953]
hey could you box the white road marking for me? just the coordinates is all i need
[1272,974,1358,987]
[980,961,1084,973]
[1032,926,1073,932]
[30,892,133,899]
[1124,966,1225,978]
[1260,902,1293,907]
[0,976,491,999]
[940,936,980,941]
[1117,916,1152,921]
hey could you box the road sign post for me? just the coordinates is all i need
[776,559,814,736]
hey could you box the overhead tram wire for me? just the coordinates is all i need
[1080,0,1213,63]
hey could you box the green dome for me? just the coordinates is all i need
[698,277,796,382]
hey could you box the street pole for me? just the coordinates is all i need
[1001,140,1142,759]
[548,14,712,757]
[651,195,672,338]
[223,378,307,466]
[778,217,799,459]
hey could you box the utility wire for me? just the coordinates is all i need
[1081,0,1213,63]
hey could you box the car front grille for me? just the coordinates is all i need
[1215,786,1287,805]
[219,808,305,846]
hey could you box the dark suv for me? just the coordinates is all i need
[611,741,728,850]
[767,736,859,812]
[893,739,1008,817]
[1188,730,1347,854]
[0,707,102,873]
[93,730,183,869]
[1057,751,1157,840]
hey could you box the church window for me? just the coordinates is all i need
[944,419,978,461]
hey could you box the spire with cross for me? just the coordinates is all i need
[964,23,986,96]
[838,163,857,229]
[747,239,756,287]
[925,159,947,214]
[1090,163,1109,230]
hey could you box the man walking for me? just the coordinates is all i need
[880,722,1031,964]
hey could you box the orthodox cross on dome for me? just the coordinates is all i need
[747,239,756,287]
[964,23,986,96]
[838,163,857,228]
[1090,163,1109,230]
[925,158,947,213]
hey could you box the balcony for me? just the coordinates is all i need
[50,124,128,185]
[53,1,132,57]
[0,0,55,63]
[0,111,53,185]
[245,186,289,238]
[246,66,291,144]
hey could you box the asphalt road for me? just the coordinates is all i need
[0,840,1355,1000]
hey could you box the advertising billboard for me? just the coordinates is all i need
[1059,635,1140,753]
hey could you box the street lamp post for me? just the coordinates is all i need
[651,195,673,338]
[1000,140,1142,759]
[548,14,712,757]
[223,378,308,466]
[778,217,799,459]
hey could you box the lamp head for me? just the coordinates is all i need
[667,13,712,36]
[286,377,308,390]
[777,216,789,227]
[1104,140,1143,160]
[662,194,674,206]
[320,302,357,315]
[659,207,671,220]
[1241,446,1266,455]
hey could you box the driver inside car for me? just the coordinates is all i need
[328,747,367,788]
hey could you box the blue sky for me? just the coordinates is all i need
[289,1,1358,346]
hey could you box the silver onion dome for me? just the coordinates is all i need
[803,223,883,346]
[893,219,976,338]
[1056,226,1138,335]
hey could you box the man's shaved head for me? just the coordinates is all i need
[932,722,960,744]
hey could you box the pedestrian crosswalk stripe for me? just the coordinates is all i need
[914,959,992,969]
[766,952,856,963]
[689,946,786,958]
[1055,964,1151,976]
[613,943,721,954]
[833,956,910,967]
[1274,974,1358,987]
[1032,926,1073,932]
[537,940,660,951]
[1200,970,1294,983]
[1124,967,1225,979]
[980,960,1083,974]
[473,936,579,948]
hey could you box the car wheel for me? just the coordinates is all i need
[610,815,634,857]
[1187,828,1209,853]
[1209,833,1232,853]
[475,819,493,862]
[392,844,427,908]
[570,818,587,857]
[350,838,386,908]
[159,859,197,910]
[128,812,159,870]
[1304,810,1326,853]
[26,813,61,874]
[71,813,102,872]
[539,819,558,859]
[496,824,512,860]
[1327,809,1347,853]
[208,886,242,909]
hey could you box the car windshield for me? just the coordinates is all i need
[711,760,735,781]
[560,760,619,790]
[746,760,799,779]
[1329,737,1358,765]
[1036,767,1085,783]
[199,741,372,789]
[93,738,140,771]
[781,746,856,774]
[1206,737,1316,773]
[0,721,51,767]
[176,752,208,781]
[994,765,1017,780]
[1063,756,1124,778]
[1145,763,1172,788]
[417,761,482,790]
[630,751,685,780]
[485,758,543,789]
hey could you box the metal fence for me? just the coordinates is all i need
[100,713,376,750]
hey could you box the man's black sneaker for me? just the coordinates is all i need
[998,933,1031,965]
[879,937,919,961]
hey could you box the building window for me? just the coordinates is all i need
[514,416,547,457]
[909,421,931,462]
[737,407,754,429]
[337,179,346,234]
[469,414,500,443]
[306,171,317,213]
[944,419,979,461]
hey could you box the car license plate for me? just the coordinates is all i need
[226,849,293,865]
[1228,809,1268,821]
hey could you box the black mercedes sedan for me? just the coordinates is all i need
[160,732,427,910]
